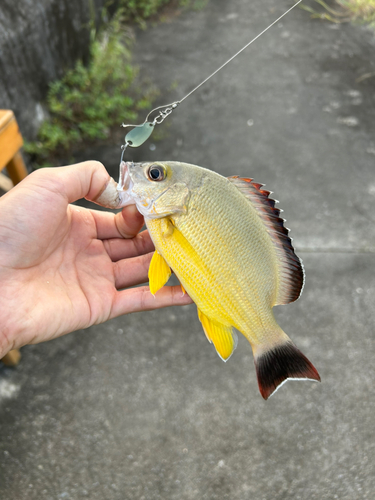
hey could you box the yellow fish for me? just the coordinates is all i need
[98,161,320,399]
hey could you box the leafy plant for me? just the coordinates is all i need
[25,12,155,167]
[300,0,375,25]
[25,0,208,168]
[120,0,171,22]
[339,0,375,24]
[119,0,207,26]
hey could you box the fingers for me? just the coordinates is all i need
[115,205,145,238]
[104,231,154,262]
[111,285,193,318]
[113,253,153,289]
[90,205,145,240]
[90,204,154,261]
[52,161,111,204]
[36,160,147,241]
[7,160,110,209]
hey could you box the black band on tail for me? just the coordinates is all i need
[255,342,320,400]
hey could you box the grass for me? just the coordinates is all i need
[119,0,207,26]
[24,0,206,168]
[339,0,375,24]
[120,0,175,24]
[24,12,154,168]
[300,0,375,25]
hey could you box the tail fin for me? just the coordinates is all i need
[254,341,320,400]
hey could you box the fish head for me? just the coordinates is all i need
[120,161,197,219]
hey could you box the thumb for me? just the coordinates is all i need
[53,161,111,204]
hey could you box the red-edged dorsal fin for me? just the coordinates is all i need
[228,176,304,305]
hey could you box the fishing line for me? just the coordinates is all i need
[120,0,302,158]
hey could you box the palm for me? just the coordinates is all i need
[19,206,118,338]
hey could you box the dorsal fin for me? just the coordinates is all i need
[228,176,304,305]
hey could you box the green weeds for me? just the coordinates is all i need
[301,0,375,25]
[339,0,375,24]
[119,0,207,26]
[25,0,206,168]
[25,13,155,168]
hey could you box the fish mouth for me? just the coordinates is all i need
[118,161,156,217]
[92,161,137,209]
[118,161,133,192]
[116,161,136,207]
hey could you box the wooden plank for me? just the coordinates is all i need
[0,110,24,170]
[1,349,21,366]
[7,151,28,185]
[0,109,13,129]
[0,172,14,192]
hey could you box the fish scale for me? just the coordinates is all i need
[147,170,279,342]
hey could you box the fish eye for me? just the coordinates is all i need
[147,164,166,182]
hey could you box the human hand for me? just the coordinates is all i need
[0,161,192,357]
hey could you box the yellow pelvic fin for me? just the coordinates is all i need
[198,309,237,362]
[180,283,186,295]
[148,251,172,295]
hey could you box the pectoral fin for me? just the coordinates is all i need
[151,183,190,217]
[198,309,237,362]
[148,251,172,295]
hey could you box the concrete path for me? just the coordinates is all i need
[1,1,375,498]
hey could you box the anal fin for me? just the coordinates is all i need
[254,341,320,400]
[198,309,237,362]
[148,251,172,295]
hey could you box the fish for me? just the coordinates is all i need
[96,161,320,399]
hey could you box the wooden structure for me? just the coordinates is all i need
[0,110,28,366]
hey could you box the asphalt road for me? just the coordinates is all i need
[1,1,375,499]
